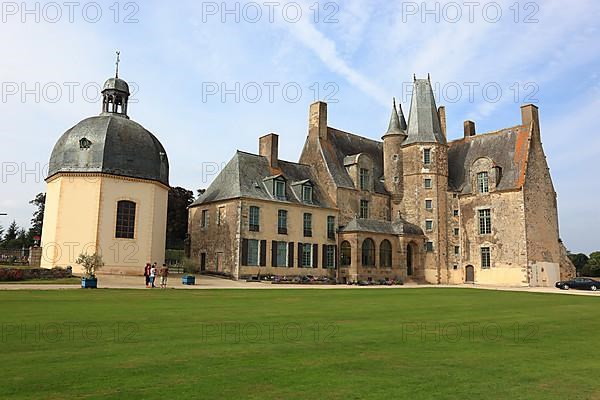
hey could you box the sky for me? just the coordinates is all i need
[0,0,598,253]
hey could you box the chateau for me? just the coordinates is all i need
[189,76,575,286]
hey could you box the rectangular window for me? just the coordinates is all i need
[278,210,287,234]
[360,200,369,219]
[275,180,286,200]
[477,172,489,194]
[249,206,260,232]
[200,209,208,228]
[303,213,312,237]
[454,228,459,236]
[479,209,492,234]
[325,245,335,268]
[217,206,225,226]
[425,241,434,252]
[302,244,312,267]
[116,200,136,239]
[425,199,433,210]
[303,185,313,203]
[248,239,259,266]
[424,178,432,189]
[454,246,460,256]
[453,209,459,217]
[425,220,433,231]
[359,168,370,190]
[481,247,491,268]
[327,216,336,239]
[423,148,431,165]
[276,241,288,267]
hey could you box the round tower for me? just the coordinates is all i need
[382,98,407,219]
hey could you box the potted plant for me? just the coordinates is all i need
[76,253,104,289]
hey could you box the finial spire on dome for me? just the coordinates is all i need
[115,50,121,78]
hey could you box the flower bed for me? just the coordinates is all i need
[0,267,72,282]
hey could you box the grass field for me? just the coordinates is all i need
[0,288,598,399]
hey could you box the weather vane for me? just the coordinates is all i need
[115,50,121,78]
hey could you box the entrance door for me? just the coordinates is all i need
[465,265,474,283]
[406,245,413,276]
[200,253,206,271]
[216,252,223,272]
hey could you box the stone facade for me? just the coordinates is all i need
[189,76,575,286]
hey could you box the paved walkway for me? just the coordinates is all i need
[0,274,599,296]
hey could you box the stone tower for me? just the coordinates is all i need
[401,77,448,284]
[382,98,407,220]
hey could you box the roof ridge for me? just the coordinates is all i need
[448,124,525,144]
[328,126,382,145]
[237,149,312,168]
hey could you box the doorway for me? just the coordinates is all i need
[465,265,474,283]
[406,244,413,276]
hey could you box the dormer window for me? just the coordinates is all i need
[302,184,313,203]
[477,172,489,193]
[274,178,286,200]
[359,168,370,191]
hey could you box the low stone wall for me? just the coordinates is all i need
[0,267,72,282]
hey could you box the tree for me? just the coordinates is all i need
[3,221,18,242]
[29,193,46,237]
[166,187,194,250]
[76,253,104,278]
[568,253,589,274]
[582,252,600,277]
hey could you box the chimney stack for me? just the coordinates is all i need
[438,106,446,139]
[309,101,328,141]
[259,133,279,169]
[521,104,539,128]
[464,120,476,138]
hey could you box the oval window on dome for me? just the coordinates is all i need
[79,137,92,150]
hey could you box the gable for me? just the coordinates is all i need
[448,125,530,193]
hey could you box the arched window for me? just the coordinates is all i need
[361,238,375,267]
[380,240,392,268]
[115,200,136,239]
[340,241,352,267]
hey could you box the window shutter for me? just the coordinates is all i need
[271,241,277,267]
[334,245,338,269]
[322,244,327,269]
[298,243,303,268]
[241,239,249,266]
[260,240,267,266]
[313,244,318,268]
[288,242,294,268]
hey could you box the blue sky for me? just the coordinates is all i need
[0,0,598,253]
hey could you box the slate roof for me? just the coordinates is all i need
[404,79,446,145]
[48,115,169,186]
[447,125,530,193]
[191,151,334,208]
[341,218,424,236]
[382,99,407,137]
[320,127,388,194]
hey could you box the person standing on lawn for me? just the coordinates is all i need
[150,263,157,288]
[159,263,169,288]
[144,263,151,288]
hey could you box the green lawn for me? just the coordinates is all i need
[0,288,598,399]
